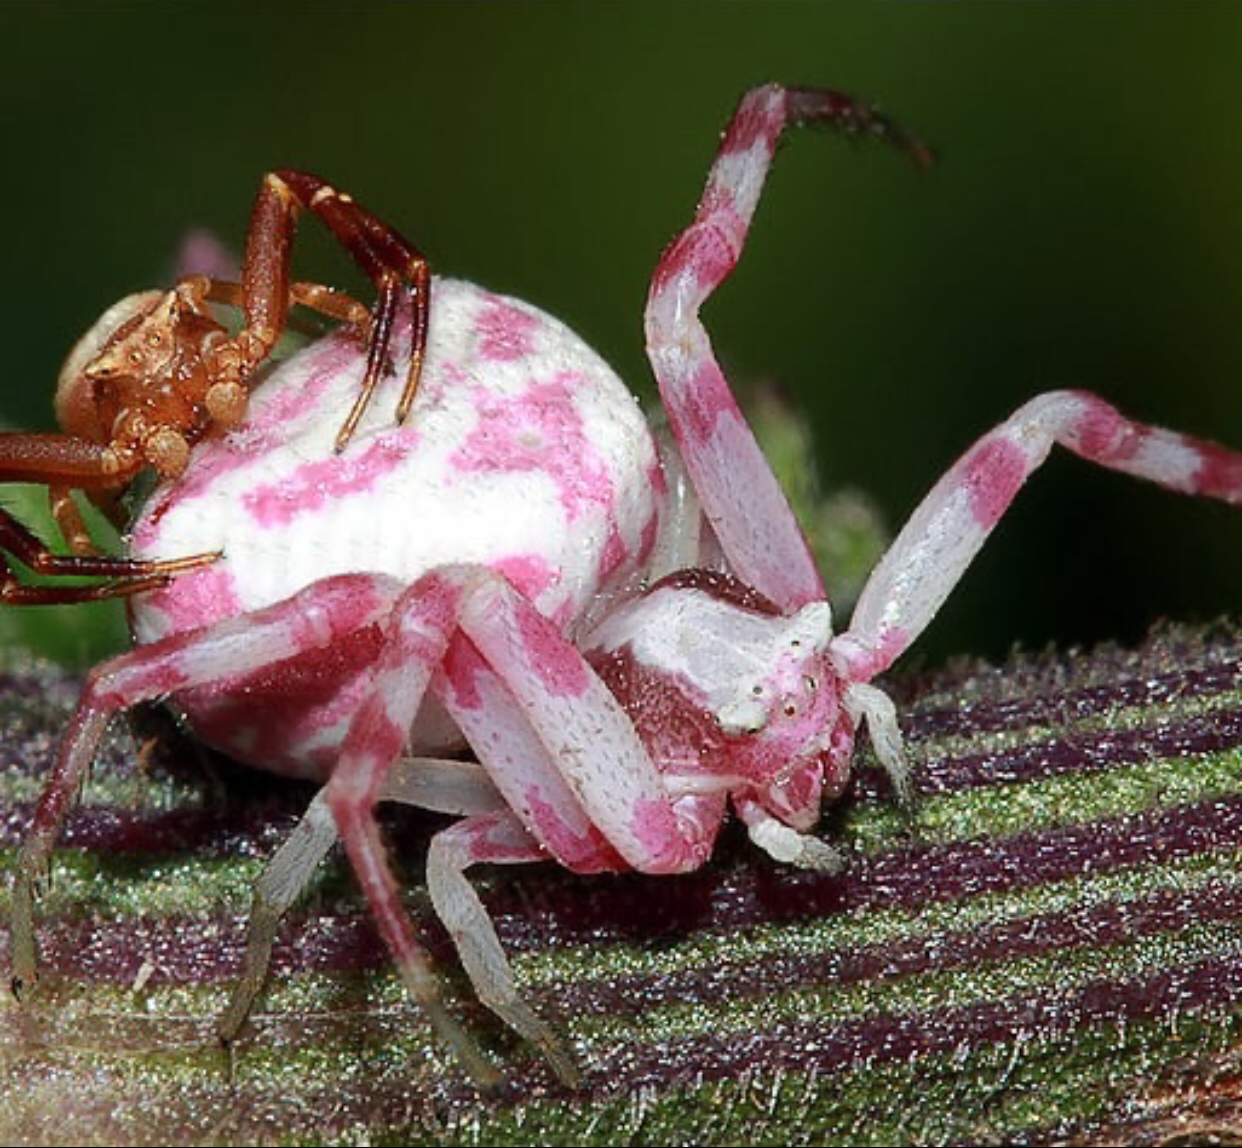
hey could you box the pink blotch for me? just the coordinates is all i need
[962,436,1029,530]
[637,508,659,567]
[343,690,409,770]
[1192,439,1242,501]
[494,553,558,601]
[836,626,909,682]
[646,455,669,499]
[181,621,385,779]
[141,563,243,637]
[630,797,703,875]
[136,336,370,534]
[1072,394,1144,466]
[598,521,628,583]
[525,789,625,873]
[715,88,781,170]
[243,430,413,527]
[460,813,540,865]
[514,604,590,698]
[762,761,825,828]
[867,625,911,679]
[649,221,740,304]
[441,636,487,712]
[450,371,614,522]
[476,296,540,362]
[237,330,363,444]
[99,640,197,706]
[666,360,750,454]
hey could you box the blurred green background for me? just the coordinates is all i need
[3,2,1242,668]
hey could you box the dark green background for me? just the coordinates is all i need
[3,2,1242,666]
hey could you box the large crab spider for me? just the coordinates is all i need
[11,83,1242,1091]
[0,169,430,604]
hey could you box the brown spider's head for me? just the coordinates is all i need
[56,282,233,479]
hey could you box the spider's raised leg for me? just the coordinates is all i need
[202,277,371,333]
[222,171,432,451]
[644,83,928,611]
[835,389,1242,685]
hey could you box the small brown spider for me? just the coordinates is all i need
[0,170,430,604]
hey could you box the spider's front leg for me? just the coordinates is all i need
[645,82,929,612]
[833,389,1242,691]
[220,170,432,451]
[8,574,401,996]
[321,565,724,1086]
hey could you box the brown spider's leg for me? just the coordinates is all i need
[289,281,370,326]
[0,434,218,602]
[0,430,134,487]
[0,510,217,604]
[202,278,370,331]
[47,483,96,555]
[337,272,404,450]
[240,171,431,451]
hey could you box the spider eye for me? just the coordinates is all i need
[804,675,818,692]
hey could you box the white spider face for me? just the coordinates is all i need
[711,603,848,832]
[584,570,851,828]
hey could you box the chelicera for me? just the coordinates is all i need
[11,83,1242,1091]
[0,169,429,604]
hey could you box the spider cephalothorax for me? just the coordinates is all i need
[11,85,1242,1093]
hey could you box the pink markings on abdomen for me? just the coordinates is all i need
[140,564,243,637]
[476,296,540,361]
[450,371,614,522]
[962,436,1029,530]
[243,430,413,527]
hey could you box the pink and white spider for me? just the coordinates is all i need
[11,83,1242,1090]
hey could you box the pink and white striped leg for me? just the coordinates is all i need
[644,83,929,611]
[324,564,718,1082]
[835,389,1242,685]
[9,573,399,999]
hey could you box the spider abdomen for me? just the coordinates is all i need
[128,278,663,775]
